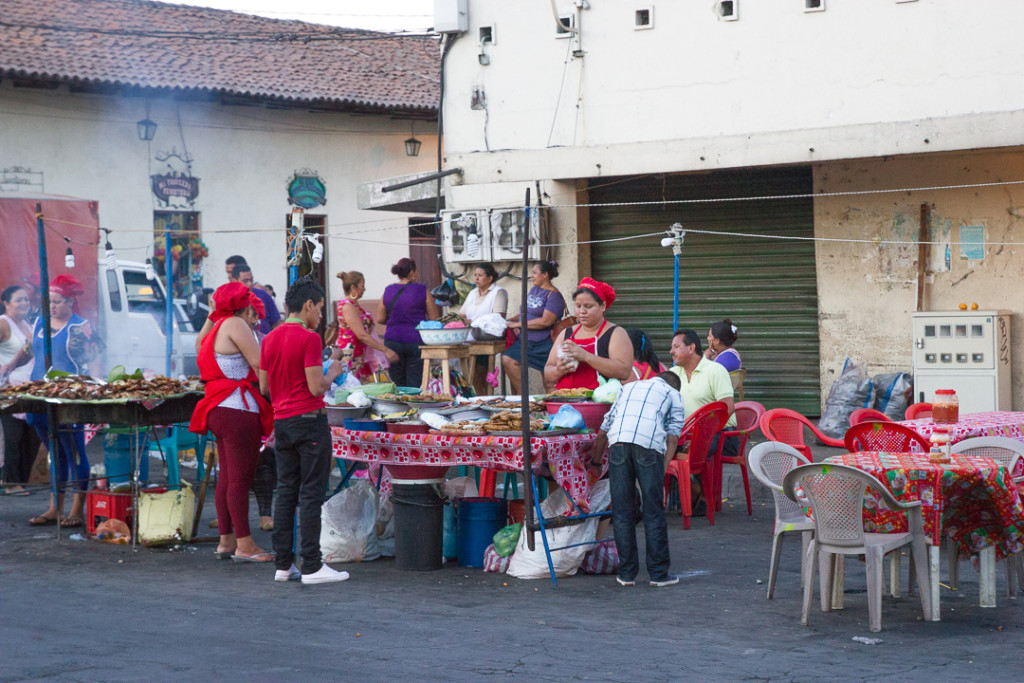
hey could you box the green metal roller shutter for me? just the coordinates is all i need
[589,166,821,415]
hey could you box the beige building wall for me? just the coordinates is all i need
[814,148,1024,408]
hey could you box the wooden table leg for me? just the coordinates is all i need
[929,544,941,621]
[979,546,997,608]
[441,359,451,396]
[420,358,431,392]
[463,355,475,389]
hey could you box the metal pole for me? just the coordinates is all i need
[673,251,680,333]
[35,204,59,539]
[520,189,535,552]
[165,229,173,376]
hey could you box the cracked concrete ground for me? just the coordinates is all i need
[1,444,1020,681]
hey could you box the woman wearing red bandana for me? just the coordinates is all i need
[543,277,632,391]
[189,282,275,562]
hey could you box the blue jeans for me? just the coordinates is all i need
[609,442,671,582]
[29,413,89,494]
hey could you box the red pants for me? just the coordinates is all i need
[208,407,262,538]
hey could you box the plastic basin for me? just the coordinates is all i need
[326,405,370,427]
[545,401,611,431]
[419,328,470,345]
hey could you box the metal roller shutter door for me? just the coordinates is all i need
[589,167,821,415]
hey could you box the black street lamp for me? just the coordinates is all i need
[137,118,158,141]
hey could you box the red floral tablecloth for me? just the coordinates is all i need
[331,429,604,511]
[824,452,1024,560]
[898,411,1024,452]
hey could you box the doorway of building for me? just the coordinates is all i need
[409,218,441,293]
[153,211,201,299]
[285,213,327,334]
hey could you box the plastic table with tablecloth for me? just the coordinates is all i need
[823,451,1024,620]
[898,411,1024,451]
[330,429,606,513]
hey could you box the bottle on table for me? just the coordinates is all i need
[929,427,951,464]
[932,389,959,424]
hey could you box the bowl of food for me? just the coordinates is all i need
[418,327,471,345]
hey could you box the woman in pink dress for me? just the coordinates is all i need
[335,271,397,382]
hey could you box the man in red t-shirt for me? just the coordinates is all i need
[259,277,347,585]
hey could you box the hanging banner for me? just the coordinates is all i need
[151,173,200,205]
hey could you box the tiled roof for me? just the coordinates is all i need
[0,0,440,114]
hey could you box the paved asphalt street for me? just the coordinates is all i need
[1,444,1020,682]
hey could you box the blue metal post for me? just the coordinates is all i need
[165,229,173,376]
[35,204,59,532]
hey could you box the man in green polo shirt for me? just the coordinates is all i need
[668,329,737,514]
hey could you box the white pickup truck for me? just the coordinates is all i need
[96,261,200,378]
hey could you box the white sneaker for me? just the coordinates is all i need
[274,564,301,582]
[300,564,350,585]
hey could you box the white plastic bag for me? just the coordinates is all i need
[507,480,610,579]
[471,313,507,339]
[592,377,621,404]
[347,390,372,408]
[320,480,381,563]
[443,476,479,500]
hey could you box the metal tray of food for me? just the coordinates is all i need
[485,428,579,437]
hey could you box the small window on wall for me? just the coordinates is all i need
[719,0,738,21]
[555,13,574,37]
[804,0,824,11]
[635,7,654,30]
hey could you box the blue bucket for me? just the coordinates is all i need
[103,434,150,484]
[343,418,387,432]
[456,497,509,568]
[442,503,458,560]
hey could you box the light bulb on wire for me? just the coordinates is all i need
[64,237,75,268]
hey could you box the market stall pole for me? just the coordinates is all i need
[164,229,173,376]
[520,189,535,552]
[35,204,61,540]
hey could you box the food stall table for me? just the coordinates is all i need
[898,411,1024,451]
[331,429,605,512]
[0,392,203,547]
[823,451,1024,620]
[418,344,473,395]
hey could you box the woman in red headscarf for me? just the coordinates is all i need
[543,277,632,392]
[189,282,274,562]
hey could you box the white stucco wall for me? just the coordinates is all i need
[0,82,438,304]
[442,0,1024,184]
[814,148,1024,408]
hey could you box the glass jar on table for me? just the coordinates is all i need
[928,427,951,464]
[932,389,959,424]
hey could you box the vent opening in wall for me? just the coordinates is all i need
[479,25,494,45]
[719,1,738,21]
[555,13,574,37]
[804,0,824,11]
[635,7,654,29]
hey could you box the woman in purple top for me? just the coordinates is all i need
[705,319,742,372]
[502,261,566,394]
[377,258,439,387]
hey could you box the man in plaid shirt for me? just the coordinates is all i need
[593,371,686,587]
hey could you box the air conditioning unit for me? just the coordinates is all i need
[441,210,487,263]
[485,207,546,262]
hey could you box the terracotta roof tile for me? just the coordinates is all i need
[0,0,440,114]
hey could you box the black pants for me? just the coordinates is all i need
[2,415,39,485]
[272,413,332,574]
[384,339,424,388]
[252,446,276,517]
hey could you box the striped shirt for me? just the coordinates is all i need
[600,377,687,452]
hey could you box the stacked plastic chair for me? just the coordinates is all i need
[664,401,729,529]
[843,421,930,453]
[759,408,844,461]
[848,408,894,426]
[712,400,765,515]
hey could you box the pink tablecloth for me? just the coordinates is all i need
[897,411,1024,451]
[331,429,604,511]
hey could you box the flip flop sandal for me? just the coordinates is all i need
[231,552,276,563]
[60,517,84,528]
[213,550,234,560]
[4,489,31,496]
[29,515,58,526]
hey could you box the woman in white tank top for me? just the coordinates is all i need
[0,286,36,495]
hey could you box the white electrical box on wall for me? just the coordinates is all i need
[441,210,486,263]
[434,0,468,33]
[912,310,1012,412]
[485,207,545,262]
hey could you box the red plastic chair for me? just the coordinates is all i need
[905,402,933,420]
[844,421,931,453]
[713,400,765,515]
[759,408,844,461]
[849,408,894,427]
[664,401,730,530]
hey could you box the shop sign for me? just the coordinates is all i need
[151,173,200,205]
[287,170,327,209]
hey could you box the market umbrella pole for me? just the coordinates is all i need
[36,204,60,540]
[520,189,535,551]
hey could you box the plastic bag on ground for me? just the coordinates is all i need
[492,523,522,557]
[580,539,619,574]
[507,480,610,579]
[818,359,875,439]
[320,480,381,563]
[483,543,511,573]
[873,372,913,421]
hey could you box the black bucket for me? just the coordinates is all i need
[391,482,445,571]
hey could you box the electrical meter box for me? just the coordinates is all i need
[484,207,545,262]
[912,310,1011,412]
[441,210,486,264]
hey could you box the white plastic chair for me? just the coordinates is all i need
[747,442,814,599]
[783,463,932,633]
[948,437,1024,598]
